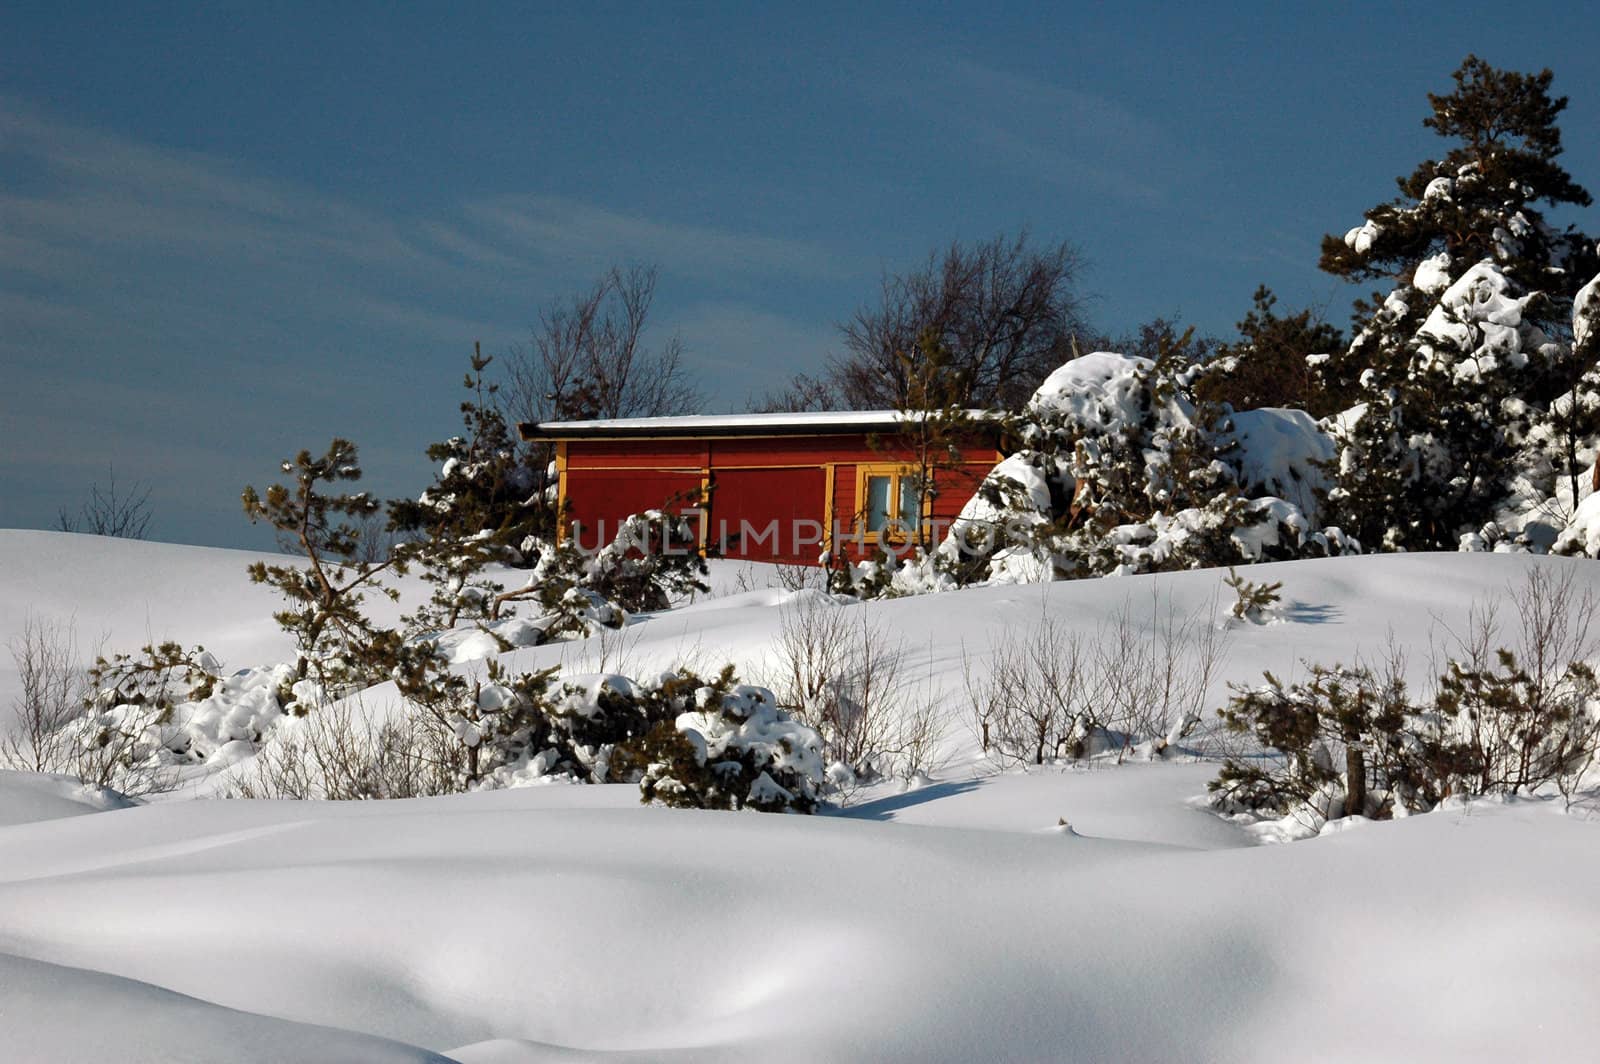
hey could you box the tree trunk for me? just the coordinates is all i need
[1344,746,1366,818]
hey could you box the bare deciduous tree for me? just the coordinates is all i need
[1,615,178,796]
[2,614,86,774]
[56,465,153,539]
[502,264,702,430]
[830,231,1088,410]
[767,595,936,793]
[749,372,839,414]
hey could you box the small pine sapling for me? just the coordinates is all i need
[393,641,560,785]
[1211,663,1412,820]
[87,641,219,713]
[1224,567,1283,623]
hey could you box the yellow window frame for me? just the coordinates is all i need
[853,463,930,544]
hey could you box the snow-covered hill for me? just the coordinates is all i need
[2,531,1600,1061]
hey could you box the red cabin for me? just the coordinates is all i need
[520,412,1005,565]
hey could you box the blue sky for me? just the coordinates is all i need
[4,2,1598,548]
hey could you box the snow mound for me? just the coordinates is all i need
[0,951,448,1063]
[1227,408,1335,519]
[0,770,134,826]
[1028,351,1156,433]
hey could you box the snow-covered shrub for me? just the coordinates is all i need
[393,642,563,786]
[939,349,1356,588]
[1222,407,1336,520]
[620,667,825,813]
[86,640,220,714]
[0,617,187,796]
[65,641,230,795]
[492,509,709,636]
[1213,569,1600,825]
[20,640,296,797]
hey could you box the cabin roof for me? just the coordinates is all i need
[520,409,1002,441]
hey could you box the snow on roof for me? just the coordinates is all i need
[521,409,1001,439]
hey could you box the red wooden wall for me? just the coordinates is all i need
[558,431,1002,564]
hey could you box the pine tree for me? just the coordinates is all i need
[389,345,544,632]
[1193,287,1346,416]
[877,328,981,554]
[1321,57,1593,299]
[1319,57,1597,551]
[241,439,406,691]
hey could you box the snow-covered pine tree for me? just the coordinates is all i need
[389,346,544,633]
[1016,333,1261,576]
[1319,56,1597,551]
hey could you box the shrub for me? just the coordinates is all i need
[1212,568,1600,823]
[227,696,463,800]
[1,632,221,797]
[1434,567,1600,800]
[964,613,1091,765]
[768,594,902,777]
[2,614,91,776]
[963,593,1226,765]
[491,509,710,636]
[621,667,825,813]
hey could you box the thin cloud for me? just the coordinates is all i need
[0,98,836,319]
[461,195,843,281]
[664,300,834,386]
[861,58,1179,208]
[0,98,845,543]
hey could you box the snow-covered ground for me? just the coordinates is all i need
[3,530,1600,1061]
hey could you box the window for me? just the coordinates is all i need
[857,466,923,539]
